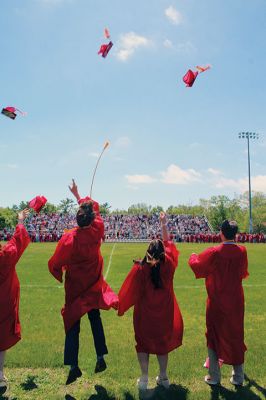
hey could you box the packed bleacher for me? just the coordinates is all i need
[0,212,265,243]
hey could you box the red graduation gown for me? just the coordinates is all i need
[188,243,249,365]
[48,197,118,332]
[118,241,183,355]
[0,225,30,351]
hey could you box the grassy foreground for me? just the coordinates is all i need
[1,242,265,400]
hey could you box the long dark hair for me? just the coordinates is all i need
[76,201,95,227]
[142,239,165,289]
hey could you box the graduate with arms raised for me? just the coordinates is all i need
[48,179,118,385]
[0,209,30,390]
[188,220,249,386]
[118,212,183,391]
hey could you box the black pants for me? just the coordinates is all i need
[64,309,108,366]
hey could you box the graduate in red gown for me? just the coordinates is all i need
[0,209,30,390]
[48,179,118,385]
[118,212,183,391]
[188,220,249,386]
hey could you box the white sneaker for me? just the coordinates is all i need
[156,376,170,389]
[230,377,243,386]
[0,375,8,388]
[204,375,220,386]
[137,378,148,390]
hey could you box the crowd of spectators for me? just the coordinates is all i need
[103,214,210,240]
[0,212,265,243]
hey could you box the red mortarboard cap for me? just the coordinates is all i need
[2,107,17,119]
[104,28,110,39]
[28,196,47,213]
[98,41,113,58]
[182,69,198,87]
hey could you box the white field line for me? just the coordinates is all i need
[104,243,116,280]
[20,283,266,289]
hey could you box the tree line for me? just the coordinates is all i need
[1,192,266,233]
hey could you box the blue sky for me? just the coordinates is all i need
[1,0,265,210]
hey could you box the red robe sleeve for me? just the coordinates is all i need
[78,196,100,214]
[188,247,217,279]
[118,264,143,316]
[0,224,30,269]
[241,247,249,279]
[164,240,179,268]
[90,215,104,241]
[48,234,73,282]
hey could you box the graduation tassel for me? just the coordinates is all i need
[90,141,110,198]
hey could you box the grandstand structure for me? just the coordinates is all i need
[1,212,265,243]
[1,212,211,242]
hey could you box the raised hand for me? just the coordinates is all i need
[68,179,80,201]
[18,208,30,223]
[160,212,167,225]
[160,212,169,241]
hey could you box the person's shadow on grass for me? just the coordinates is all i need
[20,375,38,391]
[244,374,266,398]
[138,383,189,400]
[0,387,17,400]
[65,385,117,400]
[88,385,116,399]
[210,382,263,400]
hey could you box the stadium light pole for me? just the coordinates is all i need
[238,132,259,234]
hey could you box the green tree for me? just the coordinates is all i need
[100,202,112,215]
[42,202,58,214]
[11,201,29,212]
[128,203,152,214]
[58,198,76,214]
[0,208,17,228]
[151,205,164,214]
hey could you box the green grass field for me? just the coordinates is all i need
[1,242,266,400]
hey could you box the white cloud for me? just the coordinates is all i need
[207,168,222,176]
[213,175,266,192]
[163,39,174,49]
[165,6,183,25]
[6,164,18,169]
[259,138,266,148]
[239,175,266,193]
[214,177,241,189]
[176,41,196,53]
[161,164,201,185]
[189,142,201,149]
[125,174,156,184]
[163,39,196,54]
[115,32,153,61]
[115,136,131,148]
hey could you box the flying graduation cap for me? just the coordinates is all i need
[183,65,211,87]
[28,195,47,213]
[1,106,27,120]
[98,27,113,58]
[98,41,113,58]
[104,27,110,39]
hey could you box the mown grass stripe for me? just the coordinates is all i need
[20,283,266,289]
[104,243,116,280]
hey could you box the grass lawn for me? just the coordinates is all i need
[1,242,266,400]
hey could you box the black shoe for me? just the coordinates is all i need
[95,358,107,373]
[66,366,82,385]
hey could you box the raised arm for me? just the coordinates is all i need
[160,212,169,241]
[188,247,217,279]
[68,178,81,202]
[0,209,30,267]
[68,178,100,214]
